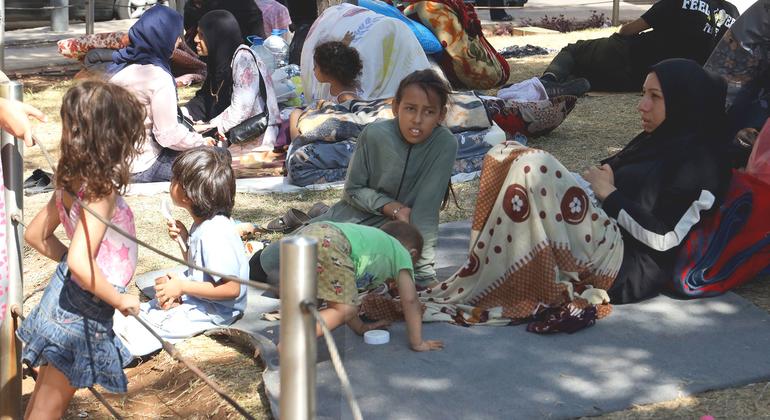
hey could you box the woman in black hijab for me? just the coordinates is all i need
[185,10,243,122]
[583,58,732,303]
[183,10,281,151]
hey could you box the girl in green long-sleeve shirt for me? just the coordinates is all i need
[308,69,457,285]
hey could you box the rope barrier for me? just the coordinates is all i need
[129,314,256,420]
[10,306,125,420]
[303,301,363,420]
[26,135,362,419]
[29,137,260,418]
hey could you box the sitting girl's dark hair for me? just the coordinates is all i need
[394,69,451,109]
[171,147,236,220]
[313,41,363,87]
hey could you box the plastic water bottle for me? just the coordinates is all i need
[264,29,289,70]
[248,35,276,73]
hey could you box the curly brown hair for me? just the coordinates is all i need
[56,80,146,200]
[313,41,363,88]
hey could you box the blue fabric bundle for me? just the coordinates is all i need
[358,0,443,54]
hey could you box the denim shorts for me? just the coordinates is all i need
[16,261,132,393]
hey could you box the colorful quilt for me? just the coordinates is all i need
[360,144,625,333]
[293,91,491,147]
[58,32,129,60]
[483,95,577,137]
[287,128,493,186]
[404,0,510,89]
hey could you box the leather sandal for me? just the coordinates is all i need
[307,202,330,219]
[265,208,310,233]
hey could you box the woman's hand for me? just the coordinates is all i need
[194,123,215,133]
[116,294,140,316]
[382,202,411,222]
[583,164,617,201]
[395,206,411,223]
[411,340,444,352]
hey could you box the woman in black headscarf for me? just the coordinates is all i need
[183,10,281,152]
[585,58,732,303]
[184,10,243,122]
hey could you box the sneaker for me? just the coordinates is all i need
[540,77,591,98]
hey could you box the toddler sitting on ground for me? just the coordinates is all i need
[114,147,249,356]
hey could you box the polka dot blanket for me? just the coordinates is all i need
[361,143,625,333]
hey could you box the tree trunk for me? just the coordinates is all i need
[316,0,344,14]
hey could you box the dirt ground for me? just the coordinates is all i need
[13,27,770,419]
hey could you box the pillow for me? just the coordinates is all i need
[444,91,492,133]
[481,96,578,137]
[357,0,443,54]
[57,32,128,60]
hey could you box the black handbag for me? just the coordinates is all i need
[225,49,271,145]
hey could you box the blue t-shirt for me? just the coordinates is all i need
[184,215,248,325]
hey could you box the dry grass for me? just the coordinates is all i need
[16,27,770,419]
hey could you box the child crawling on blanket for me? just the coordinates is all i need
[114,147,248,356]
[253,221,443,352]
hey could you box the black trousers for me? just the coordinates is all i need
[543,34,643,92]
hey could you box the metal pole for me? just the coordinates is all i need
[85,0,95,35]
[279,236,318,420]
[0,0,5,72]
[612,0,620,26]
[51,0,70,32]
[0,81,24,420]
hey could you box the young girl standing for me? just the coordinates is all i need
[18,80,145,418]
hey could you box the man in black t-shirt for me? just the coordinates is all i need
[538,0,739,96]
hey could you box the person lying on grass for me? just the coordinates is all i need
[255,220,444,351]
